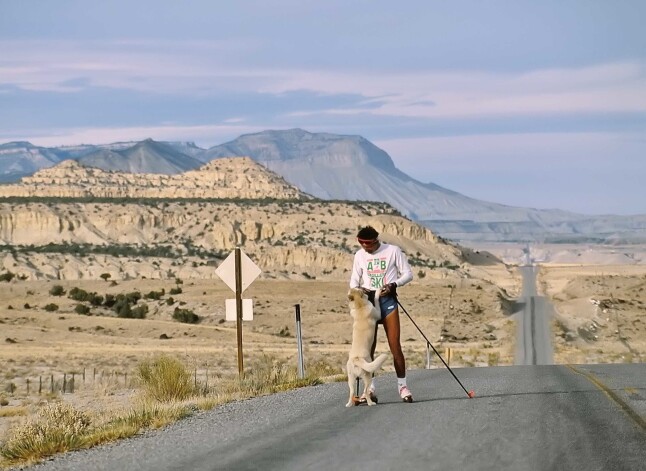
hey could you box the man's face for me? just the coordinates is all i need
[359,238,380,254]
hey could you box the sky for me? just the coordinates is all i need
[1,0,645,216]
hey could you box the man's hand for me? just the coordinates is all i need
[380,282,397,296]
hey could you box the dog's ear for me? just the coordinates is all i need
[347,290,355,301]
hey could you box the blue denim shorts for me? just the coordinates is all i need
[377,295,398,323]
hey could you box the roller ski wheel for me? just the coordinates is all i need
[399,385,413,403]
[353,392,378,405]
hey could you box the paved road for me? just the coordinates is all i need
[515,265,554,365]
[32,364,646,471]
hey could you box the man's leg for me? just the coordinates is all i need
[382,307,405,377]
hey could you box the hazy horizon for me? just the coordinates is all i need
[1,0,644,215]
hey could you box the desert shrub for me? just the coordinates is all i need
[100,273,111,281]
[23,303,30,309]
[103,294,116,307]
[49,285,66,296]
[68,287,91,302]
[113,300,132,318]
[417,270,426,279]
[0,402,91,462]
[124,291,142,303]
[166,297,175,306]
[44,303,59,312]
[172,308,199,324]
[89,294,104,306]
[131,304,149,319]
[74,304,90,315]
[144,290,164,300]
[137,355,194,402]
[169,287,182,295]
[0,271,15,282]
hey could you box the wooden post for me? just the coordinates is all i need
[39,376,42,394]
[235,247,244,378]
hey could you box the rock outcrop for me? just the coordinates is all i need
[0,200,464,281]
[0,158,311,200]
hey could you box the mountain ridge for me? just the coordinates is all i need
[1,130,644,243]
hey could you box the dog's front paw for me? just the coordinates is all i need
[345,401,354,407]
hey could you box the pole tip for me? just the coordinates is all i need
[468,390,475,398]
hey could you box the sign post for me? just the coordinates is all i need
[215,247,261,379]
[235,248,244,376]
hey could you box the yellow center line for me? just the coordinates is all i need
[566,365,646,433]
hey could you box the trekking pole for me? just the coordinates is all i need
[396,300,475,399]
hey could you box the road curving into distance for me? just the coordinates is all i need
[31,363,646,471]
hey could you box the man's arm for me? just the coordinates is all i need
[393,247,413,287]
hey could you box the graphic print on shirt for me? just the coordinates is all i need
[366,257,388,290]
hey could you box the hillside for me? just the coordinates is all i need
[4,130,643,243]
[201,129,646,243]
[0,158,310,200]
[0,157,489,282]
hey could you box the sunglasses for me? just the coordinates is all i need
[358,238,379,248]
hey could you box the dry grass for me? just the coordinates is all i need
[137,355,195,402]
[0,353,341,468]
[0,408,27,419]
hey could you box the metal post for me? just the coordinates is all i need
[295,304,305,378]
[426,342,432,369]
[235,247,244,378]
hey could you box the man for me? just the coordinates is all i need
[349,225,414,402]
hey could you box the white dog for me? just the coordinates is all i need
[346,287,388,407]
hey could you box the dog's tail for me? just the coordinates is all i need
[354,353,388,373]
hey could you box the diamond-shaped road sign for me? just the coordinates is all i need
[215,249,261,293]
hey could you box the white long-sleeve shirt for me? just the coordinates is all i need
[349,242,413,291]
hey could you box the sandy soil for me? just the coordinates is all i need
[1,257,644,440]
[537,264,645,365]
[0,267,518,436]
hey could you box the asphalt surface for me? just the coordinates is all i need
[30,364,646,471]
[515,266,554,365]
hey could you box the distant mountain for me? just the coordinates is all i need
[0,139,201,180]
[2,131,645,243]
[203,129,646,243]
[0,142,63,182]
[77,139,202,174]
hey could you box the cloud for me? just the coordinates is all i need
[2,39,645,120]
[269,63,646,119]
